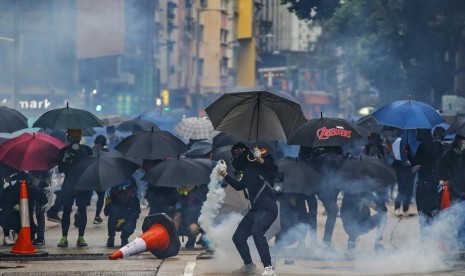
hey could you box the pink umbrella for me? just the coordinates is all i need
[0,132,65,171]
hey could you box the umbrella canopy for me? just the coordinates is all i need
[138,111,178,131]
[212,132,277,152]
[184,141,213,158]
[0,106,28,133]
[0,132,65,171]
[100,115,126,126]
[276,157,323,196]
[288,114,363,148]
[445,117,465,137]
[371,98,445,129]
[115,129,187,163]
[205,85,307,142]
[355,115,385,137]
[116,117,160,132]
[142,157,213,188]
[335,155,397,193]
[69,151,140,191]
[32,102,104,129]
[174,117,215,140]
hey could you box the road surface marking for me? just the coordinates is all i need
[183,261,196,276]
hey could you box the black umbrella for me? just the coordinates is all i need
[205,85,307,142]
[212,132,277,152]
[288,113,363,148]
[0,106,28,133]
[69,151,140,191]
[335,155,397,194]
[355,115,400,137]
[185,141,212,159]
[115,129,187,163]
[277,157,322,196]
[32,102,104,129]
[355,115,384,137]
[117,117,160,132]
[142,157,213,188]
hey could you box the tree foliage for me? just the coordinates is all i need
[282,0,465,106]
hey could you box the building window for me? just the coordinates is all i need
[198,58,204,77]
[200,0,208,8]
[220,58,228,76]
[220,29,228,44]
[221,0,227,11]
[198,25,204,41]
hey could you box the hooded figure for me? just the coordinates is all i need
[219,142,278,276]
[408,128,443,236]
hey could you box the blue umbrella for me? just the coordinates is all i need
[372,99,445,129]
[138,111,178,132]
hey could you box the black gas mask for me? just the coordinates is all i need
[231,143,251,172]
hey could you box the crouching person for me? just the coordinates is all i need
[104,179,140,247]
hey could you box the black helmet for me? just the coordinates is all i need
[94,135,107,147]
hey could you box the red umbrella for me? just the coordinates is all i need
[0,132,66,171]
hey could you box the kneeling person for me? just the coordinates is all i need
[104,179,141,247]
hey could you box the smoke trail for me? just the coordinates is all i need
[198,160,228,247]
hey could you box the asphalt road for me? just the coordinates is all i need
[0,198,464,275]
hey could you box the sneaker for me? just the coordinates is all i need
[10,230,17,242]
[261,266,277,276]
[3,236,14,245]
[106,236,115,248]
[47,214,61,223]
[394,209,402,217]
[93,216,103,224]
[232,263,258,275]
[33,238,45,246]
[57,236,68,247]
[76,236,88,247]
[402,211,410,217]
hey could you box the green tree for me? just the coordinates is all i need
[282,0,465,106]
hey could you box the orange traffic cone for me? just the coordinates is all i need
[10,180,36,254]
[0,180,48,257]
[440,181,451,210]
[110,213,180,260]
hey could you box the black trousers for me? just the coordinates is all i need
[232,209,277,267]
[394,163,415,212]
[317,189,340,243]
[107,208,137,241]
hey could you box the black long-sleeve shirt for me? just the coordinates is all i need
[224,157,278,214]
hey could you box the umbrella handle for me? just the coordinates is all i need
[247,154,257,162]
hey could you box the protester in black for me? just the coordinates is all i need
[340,189,387,251]
[219,142,278,276]
[28,170,50,245]
[407,129,443,236]
[91,135,108,224]
[104,179,140,247]
[57,129,93,248]
[438,134,465,248]
[309,146,343,246]
[178,185,208,249]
